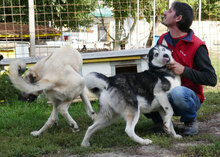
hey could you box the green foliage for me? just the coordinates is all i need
[0,0,97,29]
[178,0,220,20]
[0,0,28,23]
[0,73,19,103]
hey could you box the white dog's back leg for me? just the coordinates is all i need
[80,89,96,119]
[57,101,79,132]
[124,108,152,145]
[31,105,58,136]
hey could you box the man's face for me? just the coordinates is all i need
[162,7,177,27]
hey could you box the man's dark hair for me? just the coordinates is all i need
[172,1,193,32]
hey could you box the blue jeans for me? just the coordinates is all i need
[145,86,202,123]
[168,86,201,122]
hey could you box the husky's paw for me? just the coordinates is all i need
[55,121,58,126]
[142,139,152,145]
[81,141,90,147]
[88,111,97,120]
[30,131,41,136]
[173,134,182,139]
[163,125,171,134]
[90,113,97,120]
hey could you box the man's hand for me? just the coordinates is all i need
[166,61,185,75]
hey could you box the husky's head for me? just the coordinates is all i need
[147,45,173,70]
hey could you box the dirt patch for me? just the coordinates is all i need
[199,113,220,137]
[45,113,219,157]
[74,113,220,157]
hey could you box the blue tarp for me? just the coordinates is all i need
[91,7,113,17]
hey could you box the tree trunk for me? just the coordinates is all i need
[146,25,153,47]
[113,18,121,50]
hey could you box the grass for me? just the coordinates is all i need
[0,53,219,157]
[1,95,220,157]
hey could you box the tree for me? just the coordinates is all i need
[0,0,97,30]
[0,0,28,23]
[101,0,153,50]
[178,0,220,20]
[97,0,169,49]
[145,0,168,47]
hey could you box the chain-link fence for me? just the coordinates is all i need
[0,0,219,59]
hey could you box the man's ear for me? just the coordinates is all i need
[176,15,182,22]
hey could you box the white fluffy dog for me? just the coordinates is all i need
[10,45,95,136]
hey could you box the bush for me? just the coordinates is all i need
[0,73,19,103]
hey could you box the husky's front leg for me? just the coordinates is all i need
[158,109,182,139]
[31,105,58,136]
[80,90,96,119]
[156,93,182,139]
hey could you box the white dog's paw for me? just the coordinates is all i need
[30,131,41,136]
[173,134,182,139]
[142,139,152,145]
[81,141,90,147]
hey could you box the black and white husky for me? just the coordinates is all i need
[81,45,182,147]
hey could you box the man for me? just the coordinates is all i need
[146,1,217,136]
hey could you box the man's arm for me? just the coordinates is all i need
[183,45,217,86]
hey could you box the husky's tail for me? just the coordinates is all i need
[9,59,54,94]
[85,72,109,97]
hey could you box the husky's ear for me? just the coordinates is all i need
[142,53,148,60]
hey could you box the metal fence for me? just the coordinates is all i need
[0,0,220,59]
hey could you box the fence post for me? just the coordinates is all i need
[136,0,139,48]
[28,0,35,56]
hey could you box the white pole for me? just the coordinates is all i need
[198,0,202,38]
[28,0,35,56]
[199,0,202,22]
[136,0,139,47]
[169,0,174,8]
[153,0,156,46]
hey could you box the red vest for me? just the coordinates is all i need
[158,31,206,102]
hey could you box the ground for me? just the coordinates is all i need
[68,113,220,157]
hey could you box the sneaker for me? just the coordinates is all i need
[183,119,198,136]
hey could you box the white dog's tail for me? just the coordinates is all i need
[85,72,109,97]
[9,59,54,94]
